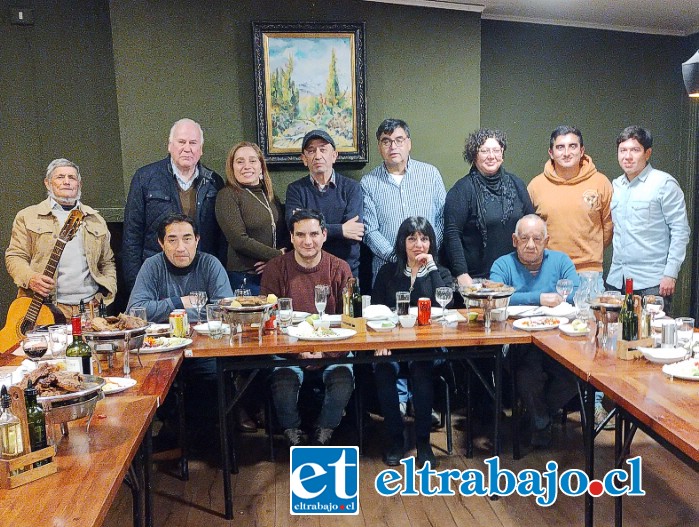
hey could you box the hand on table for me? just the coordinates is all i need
[540,292,564,307]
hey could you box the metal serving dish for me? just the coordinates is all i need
[219,297,273,328]
[39,374,106,436]
[459,282,514,329]
[83,325,148,353]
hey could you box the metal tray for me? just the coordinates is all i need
[219,297,273,312]
[83,325,149,338]
[37,374,106,404]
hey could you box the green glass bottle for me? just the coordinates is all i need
[65,314,93,375]
[620,278,638,341]
[24,380,49,467]
[351,277,362,318]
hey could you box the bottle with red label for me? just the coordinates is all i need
[65,314,93,375]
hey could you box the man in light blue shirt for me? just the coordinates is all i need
[607,126,690,314]
[361,118,446,282]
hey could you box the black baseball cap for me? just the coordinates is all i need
[301,129,336,151]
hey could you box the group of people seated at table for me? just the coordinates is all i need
[4,116,690,463]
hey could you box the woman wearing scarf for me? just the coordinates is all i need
[444,128,534,287]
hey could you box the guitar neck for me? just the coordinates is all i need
[25,238,68,326]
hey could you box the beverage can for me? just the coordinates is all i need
[170,310,188,338]
[417,298,431,326]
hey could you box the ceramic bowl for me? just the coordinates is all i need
[398,314,417,328]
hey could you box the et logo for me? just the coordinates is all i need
[289,446,359,515]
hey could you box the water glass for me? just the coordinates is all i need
[435,287,453,323]
[396,291,410,316]
[278,298,293,332]
[603,322,619,353]
[206,304,224,340]
[128,306,147,324]
[189,291,208,325]
[314,285,329,319]
[48,324,70,358]
[675,317,695,347]
[556,279,573,301]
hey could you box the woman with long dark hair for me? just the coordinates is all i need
[371,216,452,468]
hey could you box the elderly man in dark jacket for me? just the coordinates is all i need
[122,118,226,291]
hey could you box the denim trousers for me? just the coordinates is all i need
[270,363,354,430]
[374,359,434,444]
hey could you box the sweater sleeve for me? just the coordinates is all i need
[444,178,472,276]
[490,256,539,306]
[284,181,304,227]
[126,258,179,323]
[362,180,394,261]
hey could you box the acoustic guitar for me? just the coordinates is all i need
[0,210,85,353]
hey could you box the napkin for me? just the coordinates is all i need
[362,304,392,319]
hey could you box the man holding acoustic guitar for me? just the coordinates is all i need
[2,158,116,352]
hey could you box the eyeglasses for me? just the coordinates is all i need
[517,235,545,244]
[478,148,503,157]
[380,137,408,148]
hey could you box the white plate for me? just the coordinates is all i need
[559,323,590,336]
[140,337,192,353]
[146,323,170,335]
[638,347,687,364]
[102,377,137,395]
[662,358,699,380]
[324,314,343,326]
[367,320,396,332]
[286,327,357,341]
[507,305,542,318]
[409,306,444,319]
[292,311,311,323]
[193,323,231,335]
[513,316,569,331]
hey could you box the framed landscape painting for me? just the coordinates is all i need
[252,22,368,164]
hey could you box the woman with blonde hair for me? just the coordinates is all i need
[215,141,288,294]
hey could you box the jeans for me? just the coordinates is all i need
[513,344,578,431]
[270,363,354,430]
[374,359,434,443]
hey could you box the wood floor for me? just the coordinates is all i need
[103,412,699,526]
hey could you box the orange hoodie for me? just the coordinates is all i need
[527,155,613,272]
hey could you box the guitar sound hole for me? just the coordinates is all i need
[20,319,35,336]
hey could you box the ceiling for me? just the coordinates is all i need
[364,0,699,37]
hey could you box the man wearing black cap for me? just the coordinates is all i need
[285,129,364,275]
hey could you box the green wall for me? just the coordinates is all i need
[109,0,482,193]
[0,0,123,322]
[1,1,696,322]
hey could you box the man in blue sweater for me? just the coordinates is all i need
[285,129,363,276]
[490,214,579,448]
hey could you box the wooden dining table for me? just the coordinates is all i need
[187,314,532,520]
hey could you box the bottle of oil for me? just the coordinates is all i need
[0,385,25,474]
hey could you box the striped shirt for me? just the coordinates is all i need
[361,158,446,281]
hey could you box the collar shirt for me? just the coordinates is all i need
[171,159,199,191]
[310,170,337,192]
[608,163,690,290]
[361,157,446,280]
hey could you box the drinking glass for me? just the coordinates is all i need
[314,285,329,320]
[395,291,410,316]
[48,324,69,358]
[573,290,591,320]
[21,333,50,361]
[435,286,453,323]
[189,291,208,325]
[643,295,665,320]
[556,279,573,301]
[675,317,695,348]
[206,304,224,340]
[128,306,147,325]
[278,298,293,332]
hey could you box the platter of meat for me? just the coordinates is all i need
[17,363,105,403]
[85,313,149,336]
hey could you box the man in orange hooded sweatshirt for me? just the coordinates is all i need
[527,125,613,429]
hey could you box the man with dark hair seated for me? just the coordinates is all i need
[261,209,353,447]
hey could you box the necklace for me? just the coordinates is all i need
[244,187,277,248]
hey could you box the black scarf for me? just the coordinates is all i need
[470,165,516,247]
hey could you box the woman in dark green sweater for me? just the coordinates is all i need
[215,142,288,293]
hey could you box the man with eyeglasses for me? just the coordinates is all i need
[6,158,117,320]
[285,129,363,276]
[361,118,446,281]
[528,125,612,282]
[490,214,579,448]
[607,126,689,314]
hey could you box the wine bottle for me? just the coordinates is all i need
[65,314,93,375]
[24,380,49,467]
[620,278,638,341]
[351,277,362,318]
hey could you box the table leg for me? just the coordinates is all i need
[615,410,623,527]
[582,381,595,527]
[217,358,234,520]
[493,344,505,457]
[144,425,153,527]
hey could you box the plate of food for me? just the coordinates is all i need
[459,279,515,299]
[661,358,699,380]
[286,325,356,341]
[146,323,170,335]
[140,336,192,353]
[639,347,687,365]
[102,376,137,395]
[559,319,590,336]
[513,316,569,331]
[292,311,311,323]
[367,320,396,332]
[220,295,276,311]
